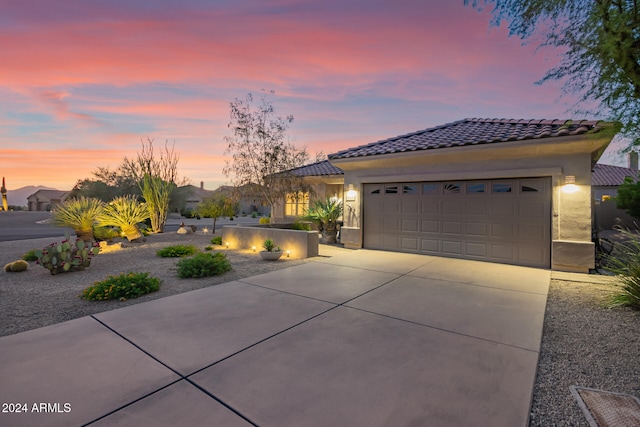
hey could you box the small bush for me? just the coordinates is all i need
[211,236,223,245]
[176,252,232,278]
[94,226,120,241]
[156,244,198,257]
[259,217,270,225]
[22,249,39,261]
[292,219,312,231]
[82,272,160,301]
[251,211,258,218]
[204,245,213,251]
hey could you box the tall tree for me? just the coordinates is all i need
[223,91,311,217]
[126,138,183,233]
[466,0,640,141]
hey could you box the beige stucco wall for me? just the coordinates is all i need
[333,134,613,273]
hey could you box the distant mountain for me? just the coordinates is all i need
[5,186,58,208]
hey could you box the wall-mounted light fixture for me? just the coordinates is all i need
[563,175,579,194]
[346,184,357,201]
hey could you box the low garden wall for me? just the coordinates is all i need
[221,225,319,259]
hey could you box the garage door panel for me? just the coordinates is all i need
[363,178,550,268]
[466,242,487,257]
[442,200,463,215]
[518,201,546,217]
[421,201,439,214]
[401,237,419,251]
[490,200,515,216]
[490,223,514,239]
[401,199,419,214]
[465,199,489,216]
[466,222,488,237]
[421,220,439,233]
[442,221,462,235]
[402,219,419,232]
[442,240,462,255]
[421,238,439,252]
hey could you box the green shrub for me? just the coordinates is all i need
[176,252,232,278]
[51,197,104,241]
[251,211,258,218]
[82,272,160,301]
[292,219,312,231]
[211,236,223,245]
[97,195,148,242]
[604,228,640,309]
[156,244,198,257]
[93,226,120,241]
[259,216,270,224]
[204,245,213,251]
[22,249,39,261]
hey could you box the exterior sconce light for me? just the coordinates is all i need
[346,184,357,202]
[563,175,578,194]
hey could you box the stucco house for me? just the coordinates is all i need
[274,118,619,273]
[27,189,70,211]
[591,154,638,229]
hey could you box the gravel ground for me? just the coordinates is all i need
[529,278,640,426]
[0,232,307,337]
[1,233,639,425]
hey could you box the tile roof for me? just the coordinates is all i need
[287,160,344,177]
[592,163,638,186]
[328,118,604,160]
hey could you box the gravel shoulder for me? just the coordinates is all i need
[0,232,307,337]
[1,234,639,425]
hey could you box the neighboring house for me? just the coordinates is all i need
[592,155,639,229]
[183,182,271,217]
[181,182,216,212]
[277,118,619,273]
[27,190,70,211]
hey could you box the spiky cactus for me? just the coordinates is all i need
[35,238,101,275]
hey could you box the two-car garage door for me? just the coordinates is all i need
[362,178,551,268]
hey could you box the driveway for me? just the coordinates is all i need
[0,248,549,426]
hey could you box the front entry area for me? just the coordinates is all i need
[363,177,551,268]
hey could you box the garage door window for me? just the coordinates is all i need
[403,184,419,194]
[492,182,512,193]
[467,183,486,193]
[385,185,399,194]
[422,183,438,194]
[444,183,461,193]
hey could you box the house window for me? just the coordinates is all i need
[285,192,309,216]
[602,195,611,201]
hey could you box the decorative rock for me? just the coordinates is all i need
[176,226,192,235]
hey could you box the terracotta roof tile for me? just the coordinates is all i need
[592,163,638,186]
[328,118,607,161]
[286,160,344,177]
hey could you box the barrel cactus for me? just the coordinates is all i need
[4,260,28,272]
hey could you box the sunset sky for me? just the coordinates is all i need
[0,0,628,191]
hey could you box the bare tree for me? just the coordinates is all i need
[223,91,311,217]
[126,138,183,233]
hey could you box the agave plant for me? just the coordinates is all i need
[302,197,343,244]
[97,195,149,242]
[51,197,104,242]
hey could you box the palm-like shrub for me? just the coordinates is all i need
[302,197,343,244]
[97,195,149,242]
[52,197,104,242]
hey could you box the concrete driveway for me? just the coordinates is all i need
[0,248,549,426]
